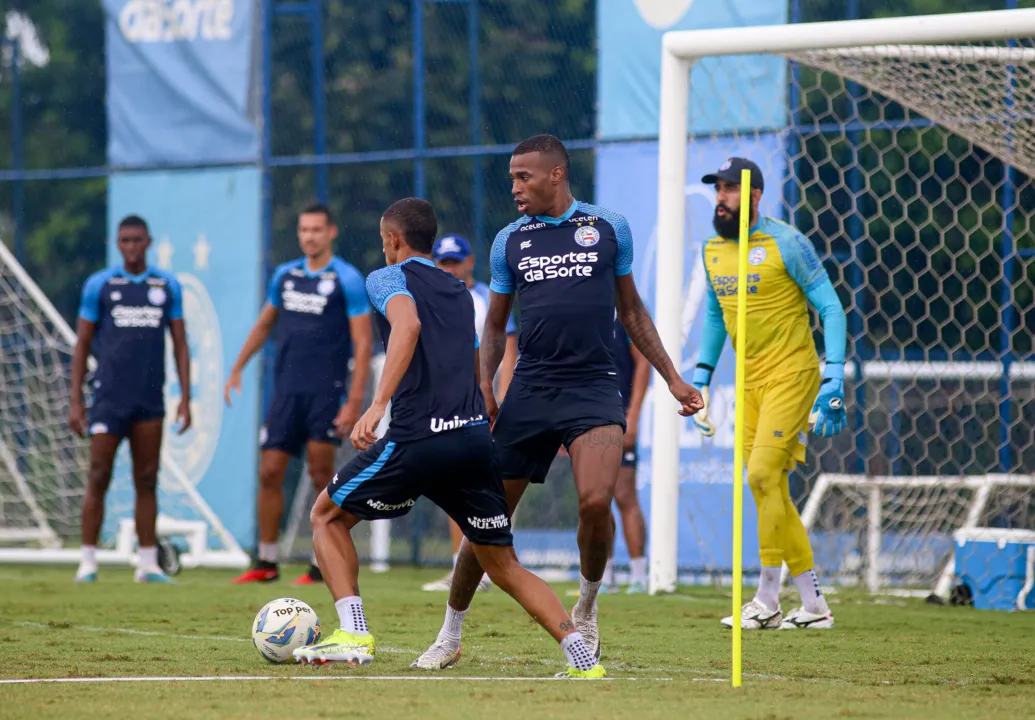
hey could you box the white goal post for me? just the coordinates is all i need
[651,8,1035,594]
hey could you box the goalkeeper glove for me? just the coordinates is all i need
[691,365,716,437]
[810,363,846,437]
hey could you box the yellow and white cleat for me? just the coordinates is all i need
[556,664,607,679]
[294,628,376,667]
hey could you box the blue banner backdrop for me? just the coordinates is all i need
[598,136,787,574]
[107,167,262,548]
[597,0,788,140]
[104,0,260,166]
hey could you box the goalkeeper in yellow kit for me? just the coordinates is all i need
[694,158,846,630]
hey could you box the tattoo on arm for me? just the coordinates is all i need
[619,289,679,385]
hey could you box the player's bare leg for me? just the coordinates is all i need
[414,479,528,669]
[614,464,647,592]
[473,543,604,677]
[295,491,374,666]
[128,418,170,582]
[76,433,122,582]
[293,440,338,585]
[233,449,291,583]
[568,424,623,659]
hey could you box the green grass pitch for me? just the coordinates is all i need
[3,564,1033,719]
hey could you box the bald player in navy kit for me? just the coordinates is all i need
[413,134,703,670]
[292,198,605,678]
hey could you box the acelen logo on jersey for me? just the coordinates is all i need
[518,251,599,282]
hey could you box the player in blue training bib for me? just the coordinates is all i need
[416,134,704,666]
[224,203,373,586]
[420,232,520,593]
[291,198,604,678]
[70,215,191,585]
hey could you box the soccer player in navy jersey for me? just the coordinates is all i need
[414,134,703,669]
[292,198,604,678]
[421,232,519,593]
[70,215,191,584]
[224,203,373,586]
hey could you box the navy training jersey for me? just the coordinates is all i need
[490,199,634,387]
[268,257,369,395]
[612,315,635,411]
[366,257,486,443]
[78,267,183,403]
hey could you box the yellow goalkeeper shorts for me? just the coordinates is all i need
[743,368,821,470]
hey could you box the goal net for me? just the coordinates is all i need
[0,240,247,568]
[650,8,1035,597]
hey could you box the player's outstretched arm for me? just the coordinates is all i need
[69,318,95,438]
[351,295,421,450]
[224,303,278,407]
[615,274,703,417]
[169,319,192,434]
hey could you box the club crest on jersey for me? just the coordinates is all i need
[573,225,600,247]
[147,287,167,306]
[748,247,767,266]
[317,278,336,296]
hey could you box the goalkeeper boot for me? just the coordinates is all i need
[556,664,607,679]
[780,606,835,630]
[74,567,97,583]
[721,599,783,630]
[294,628,376,667]
[411,638,462,669]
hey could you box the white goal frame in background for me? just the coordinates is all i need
[650,8,1035,594]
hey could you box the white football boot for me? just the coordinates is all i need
[571,600,600,661]
[780,606,835,629]
[411,638,462,669]
[720,598,783,630]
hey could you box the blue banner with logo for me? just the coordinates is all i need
[106,167,262,548]
[104,0,260,166]
[598,137,787,573]
[597,0,788,140]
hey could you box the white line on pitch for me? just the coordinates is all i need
[0,675,670,686]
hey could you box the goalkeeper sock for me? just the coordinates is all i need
[629,557,648,586]
[793,569,829,615]
[335,596,369,634]
[560,631,596,671]
[258,543,278,564]
[78,545,98,574]
[755,565,782,610]
[437,604,466,644]
[138,546,160,573]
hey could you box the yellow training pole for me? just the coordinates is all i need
[731,169,751,688]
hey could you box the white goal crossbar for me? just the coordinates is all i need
[651,7,1035,594]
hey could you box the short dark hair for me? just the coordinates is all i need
[118,215,149,233]
[512,133,570,171]
[299,202,334,225]
[382,198,438,254]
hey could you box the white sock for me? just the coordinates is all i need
[603,559,615,588]
[452,552,459,569]
[576,574,602,612]
[755,565,782,610]
[437,605,467,644]
[629,556,648,585]
[561,631,596,671]
[793,569,829,614]
[335,596,369,634]
[79,545,97,573]
[258,543,278,564]
[138,546,160,573]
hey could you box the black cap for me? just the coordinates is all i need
[701,157,764,192]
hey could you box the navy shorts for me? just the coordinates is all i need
[88,394,164,439]
[492,380,626,484]
[327,424,512,547]
[261,392,344,456]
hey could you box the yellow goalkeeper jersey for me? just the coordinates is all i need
[702,216,829,389]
